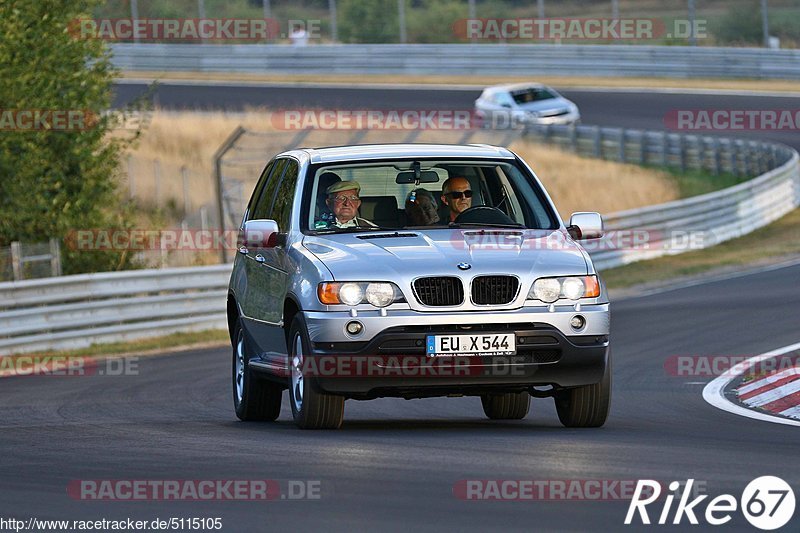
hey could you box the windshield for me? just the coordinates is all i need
[511,88,558,105]
[304,159,558,233]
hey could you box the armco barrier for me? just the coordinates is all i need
[1,136,797,354]
[110,43,800,80]
[0,266,231,354]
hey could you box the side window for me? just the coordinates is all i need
[270,159,300,230]
[251,159,287,220]
[245,160,275,222]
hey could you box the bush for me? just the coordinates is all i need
[0,0,138,274]
[712,5,763,46]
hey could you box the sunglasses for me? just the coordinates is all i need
[445,190,473,200]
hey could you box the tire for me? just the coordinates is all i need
[554,353,611,428]
[481,392,530,420]
[288,315,344,429]
[232,319,282,422]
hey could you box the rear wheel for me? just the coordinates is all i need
[554,353,611,428]
[288,315,344,429]
[232,319,282,422]
[481,392,530,420]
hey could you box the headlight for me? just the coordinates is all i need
[528,275,600,303]
[318,282,405,307]
[531,278,561,303]
[365,283,395,307]
[339,283,363,306]
[561,277,585,300]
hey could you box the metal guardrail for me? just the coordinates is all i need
[111,43,800,80]
[519,123,800,269]
[0,266,230,354]
[1,128,797,354]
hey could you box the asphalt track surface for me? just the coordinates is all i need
[2,264,799,531]
[112,81,800,150]
[1,83,798,531]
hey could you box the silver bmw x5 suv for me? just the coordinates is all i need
[227,144,610,429]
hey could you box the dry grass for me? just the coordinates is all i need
[122,109,678,222]
[508,140,678,216]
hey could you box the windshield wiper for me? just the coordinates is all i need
[449,222,526,229]
[313,226,395,235]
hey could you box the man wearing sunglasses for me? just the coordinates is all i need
[440,176,474,222]
[324,180,376,229]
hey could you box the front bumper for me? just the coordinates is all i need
[302,306,609,399]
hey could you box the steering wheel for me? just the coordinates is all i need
[453,206,517,225]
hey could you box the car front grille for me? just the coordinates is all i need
[471,275,519,305]
[413,277,464,307]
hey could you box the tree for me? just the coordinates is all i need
[0,0,136,274]
[338,0,398,43]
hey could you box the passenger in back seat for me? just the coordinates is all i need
[405,188,440,226]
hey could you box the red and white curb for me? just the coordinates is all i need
[703,341,800,427]
[737,367,800,418]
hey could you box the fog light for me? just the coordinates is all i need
[346,321,364,335]
[570,315,586,330]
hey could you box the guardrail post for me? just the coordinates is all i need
[729,140,737,175]
[744,143,753,177]
[712,138,721,176]
[593,126,601,158]
[639,132,646,165]
[569,123,578,152]
[662,132,669,167]
[618,129,626,163]
[49,238,62,277]
[679,135,687,173]
[10,241,22,281]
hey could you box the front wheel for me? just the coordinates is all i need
[232,319,282,422]
[288,315,344,429]
[554,353,611,428]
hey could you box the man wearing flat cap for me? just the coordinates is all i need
[324,180,376,228]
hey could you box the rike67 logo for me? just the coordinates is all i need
[625,477,795,530]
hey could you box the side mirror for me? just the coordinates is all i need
[501,102,512,109]
[239,219,285,251]
[567,212,604,240]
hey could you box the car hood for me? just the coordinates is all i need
[517,98,571,113]
[303,228,589,284]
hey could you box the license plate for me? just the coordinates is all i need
[426,333,516,357]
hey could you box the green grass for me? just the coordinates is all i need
[602,207,800,289]
[664,167,747,199]
[22,329,229,359]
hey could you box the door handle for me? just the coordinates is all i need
[254,254,266,263]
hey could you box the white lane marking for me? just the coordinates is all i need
[743,378,800,408]
[779,405,800,419]
[738,367,800,395]
[702,341,800,427]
